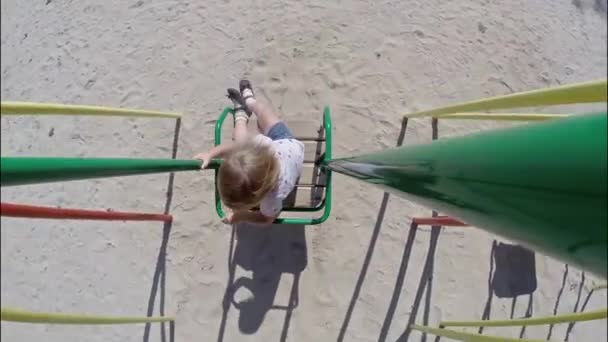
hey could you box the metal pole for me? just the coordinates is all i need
[327,113,607,277]
[1,157,201,186]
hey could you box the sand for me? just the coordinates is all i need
[1,0,607,341]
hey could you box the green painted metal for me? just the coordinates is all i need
[0,157,202,186]
[327,113,607,277]
[213,106,333,225]
[213,107,233,224]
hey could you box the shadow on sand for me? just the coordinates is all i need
[337,118,447,342]
[337,117,409,342]
[143,118,181,342]
[217,223,307,341]
[479,241,537,338]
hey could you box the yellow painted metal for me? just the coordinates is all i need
[410,325,547,342]
[441,308,607,327]
[436,113,569,121]
[404,80,607,118]
[593,284,607,291]
[1,307,174,324]
[0,101,182,118]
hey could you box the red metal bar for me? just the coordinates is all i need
[1,202,172,222]
[412,216,468,227]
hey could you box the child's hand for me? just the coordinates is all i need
[193,152,211,169]
[193,142,235,169]
[222,213,234,224]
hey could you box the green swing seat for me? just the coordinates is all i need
[212,106,333,225]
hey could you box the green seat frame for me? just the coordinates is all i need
[212,106,333,225]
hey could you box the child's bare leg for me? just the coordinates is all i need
[246,98,281,135]
[227,88,250,142]
[233,118,248,142]
[238,82,279,136]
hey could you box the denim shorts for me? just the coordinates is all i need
[266,122,294,141]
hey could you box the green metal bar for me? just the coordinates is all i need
[273,106,333,225]
[441,308,607,327]
[1,307,173,324]
[213,106,333,225]
[1,157,202,187]
[1,101,182,118]
[214,107,233,221]
[405,80,607,118]
[410,324,547,342]
[315,105,333,224]
[327,112,607,277]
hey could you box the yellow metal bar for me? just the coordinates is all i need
[0,101,182,118]
[410,325,547,342]
[593,283,607,291]
[1,307,174,324]
[404,79,607,118]
[441,308,607,328]
[436,113,569,121]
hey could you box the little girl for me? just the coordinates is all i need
[194,80,305,224]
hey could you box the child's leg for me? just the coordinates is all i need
[240,81,281,135]
[227,88,250,142]
[246,98,281,135]
[233,118,248,142]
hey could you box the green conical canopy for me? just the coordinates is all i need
[327,113,607,277]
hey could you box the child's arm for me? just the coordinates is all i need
[193,142,236,169]
[225,210,275,225]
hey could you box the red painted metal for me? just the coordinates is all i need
[0,202,172,222]
[412,216,468,227]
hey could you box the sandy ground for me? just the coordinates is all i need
[1,0,607,341]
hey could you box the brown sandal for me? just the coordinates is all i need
[226,88,250,122]
[239,79,255,103]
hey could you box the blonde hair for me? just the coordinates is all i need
[218,141,280,210]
